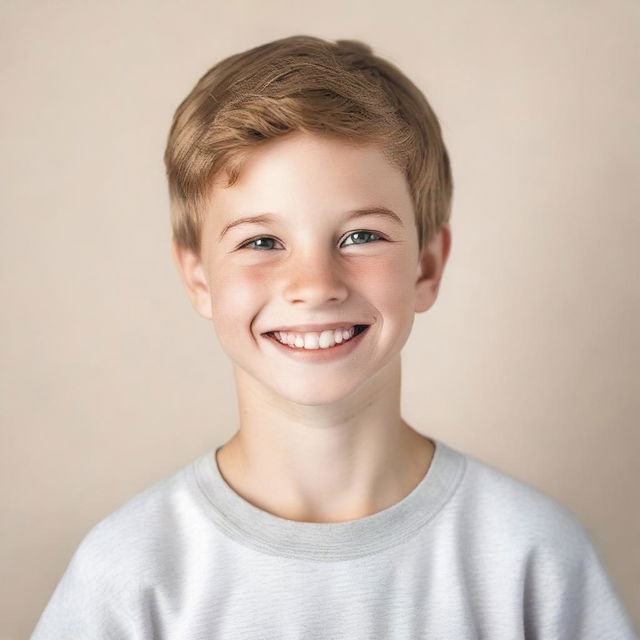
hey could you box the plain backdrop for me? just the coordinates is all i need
[1,1,638,637]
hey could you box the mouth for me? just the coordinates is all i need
[262,324,371,359]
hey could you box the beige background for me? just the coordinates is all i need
[1,1,638,637]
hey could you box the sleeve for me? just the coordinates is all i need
[523,519,638,640]
[30,534,145,640]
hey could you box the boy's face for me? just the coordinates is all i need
[173,131,450,406]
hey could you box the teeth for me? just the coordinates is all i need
[273,326,358,350]
[318,331,333,349]
[304,333,319,349]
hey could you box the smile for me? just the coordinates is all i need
[270,325,367,350]
[262,325,371,360]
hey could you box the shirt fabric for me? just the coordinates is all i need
[31,438,638,639]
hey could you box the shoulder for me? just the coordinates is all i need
[31,462,201,638]
[448,444,594,558]
[445,446,639,635]
[67,459,200,585]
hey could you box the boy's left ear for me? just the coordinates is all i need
[414,225,452,313]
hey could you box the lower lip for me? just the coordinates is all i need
[262,326,371,362]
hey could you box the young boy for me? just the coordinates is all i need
[32,35,637,639]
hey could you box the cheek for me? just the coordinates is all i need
[210,267,269,334]
[355,257,415,310]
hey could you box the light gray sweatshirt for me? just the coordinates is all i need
[31,438,638,639]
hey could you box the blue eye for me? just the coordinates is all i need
[240,231,383,251]
[341,231,382,247]
[243,237,281,251]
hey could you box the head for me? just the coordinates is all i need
[167,36,453,406]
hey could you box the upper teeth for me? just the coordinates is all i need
[274,326,357,349]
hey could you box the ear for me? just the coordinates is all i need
[171,241,213,320]
[414,224,452,313]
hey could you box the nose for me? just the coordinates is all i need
[282,250,349,305]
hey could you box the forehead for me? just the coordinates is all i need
[205,132,413,227]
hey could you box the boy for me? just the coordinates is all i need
[32,35,637,638]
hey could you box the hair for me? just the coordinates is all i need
[164,35,453,256]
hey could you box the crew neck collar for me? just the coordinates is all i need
[190,437,466,561]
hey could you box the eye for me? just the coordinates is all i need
[341,230,383,247]
[239,230,385,251]
[240,236,282,251]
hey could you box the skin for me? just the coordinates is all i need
[173,131,451,523]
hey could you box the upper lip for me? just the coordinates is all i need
[263,322,370,334]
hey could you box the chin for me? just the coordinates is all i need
[273,379,365,407]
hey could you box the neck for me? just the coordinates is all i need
[215,357,435,523]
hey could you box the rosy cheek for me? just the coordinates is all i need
[210,267,268,331]
[353,258,410,306]
[213,264,269,297]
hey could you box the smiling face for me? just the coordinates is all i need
[173,131,450,407]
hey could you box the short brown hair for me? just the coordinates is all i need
[164,35,453,256]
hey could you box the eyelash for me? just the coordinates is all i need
[239,230,385,251]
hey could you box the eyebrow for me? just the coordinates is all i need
[218,206,404,241]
